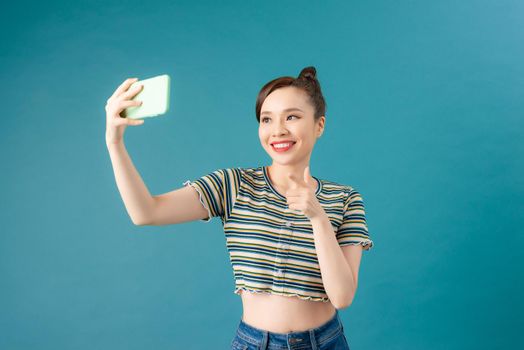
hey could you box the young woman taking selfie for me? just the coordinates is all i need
[105,66,374,350]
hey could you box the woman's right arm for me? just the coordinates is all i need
[105,77,208,226]
[106,140,156,225]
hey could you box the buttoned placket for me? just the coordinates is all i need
[275,219,292,289]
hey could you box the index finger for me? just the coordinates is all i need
[109,77,139,101]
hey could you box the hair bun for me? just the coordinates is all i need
[299,66,317,81]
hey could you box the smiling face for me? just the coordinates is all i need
[258,86,325,166]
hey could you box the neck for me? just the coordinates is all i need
[266,164,317,192]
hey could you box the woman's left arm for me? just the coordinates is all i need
[310,213,362,309]
[285,166,363,309]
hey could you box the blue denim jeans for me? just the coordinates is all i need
[231,309,350,350]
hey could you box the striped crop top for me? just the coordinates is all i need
[183,166,374,302]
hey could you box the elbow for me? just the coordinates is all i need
[332,293,355,310]
[133,217,153,226]
[132,210,156,226]
[333,300,351,310]
[131,198,157,226]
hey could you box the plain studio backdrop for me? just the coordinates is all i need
[0,1,522,349]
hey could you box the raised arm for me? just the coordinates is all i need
[105,77,208,226]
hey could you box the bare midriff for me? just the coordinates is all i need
[239,289,337,333]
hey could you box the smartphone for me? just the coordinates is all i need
[125,74,171,119]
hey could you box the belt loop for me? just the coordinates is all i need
[259,330,268,350]
[309,329,317,350]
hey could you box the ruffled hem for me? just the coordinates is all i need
[183,180,212,222]
[234,286,331,303]
[340,239,374,251]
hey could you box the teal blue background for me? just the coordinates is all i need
[1,0,522,349]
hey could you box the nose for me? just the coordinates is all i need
[271,120,289,137]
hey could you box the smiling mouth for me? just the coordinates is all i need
[271,142,296,152]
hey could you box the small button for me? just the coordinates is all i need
[275,257,282,263]
[285,221,292,227]
[280,244,289,250]
[276,269,283,275]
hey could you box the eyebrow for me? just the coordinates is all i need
[260,108,304,116]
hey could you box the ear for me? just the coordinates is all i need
[316,116,325,137]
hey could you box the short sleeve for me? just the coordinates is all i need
[182,168,241,223]
[336,189,374,250]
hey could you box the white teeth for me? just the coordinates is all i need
[273,142,293,148]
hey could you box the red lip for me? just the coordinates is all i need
[271,143,295,153]
[270,140,296,145]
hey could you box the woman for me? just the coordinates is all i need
[105,66,373,350]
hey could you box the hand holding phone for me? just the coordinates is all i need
[125,74,171,119]
[105,77,145,145]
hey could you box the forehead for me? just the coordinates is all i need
[261,87,312,114]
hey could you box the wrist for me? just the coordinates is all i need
[309,210,329,225]
[106,137,124,149]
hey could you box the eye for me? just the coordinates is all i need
[261,115,299,123]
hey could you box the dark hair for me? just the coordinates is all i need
[255,66,326,123]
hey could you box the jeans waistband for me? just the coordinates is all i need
[235,309,343,349]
